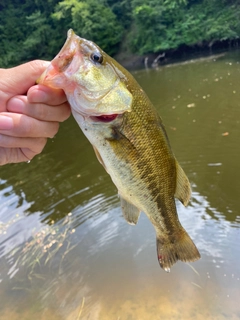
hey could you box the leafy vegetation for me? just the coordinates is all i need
[53,0,124,55]
[1,0,240,67]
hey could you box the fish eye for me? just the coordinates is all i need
[91,52,103,64]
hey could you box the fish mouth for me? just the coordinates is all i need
[90,114,119,122]
[39,29,132,119]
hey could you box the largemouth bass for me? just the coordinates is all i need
[39,29,200,272]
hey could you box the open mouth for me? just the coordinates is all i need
[91,114,119,122]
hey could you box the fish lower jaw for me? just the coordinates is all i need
[70,103,121,121]
[90,114,119,122]
[72,109,120,123]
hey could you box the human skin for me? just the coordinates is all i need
[0,60,71,165]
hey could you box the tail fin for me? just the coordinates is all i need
[156,230,200,272]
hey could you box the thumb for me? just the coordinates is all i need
[5,60,50,96]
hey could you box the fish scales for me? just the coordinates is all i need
[38,29,200,272]
[96,80,179,229]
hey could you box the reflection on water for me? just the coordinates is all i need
[0,50,240,319]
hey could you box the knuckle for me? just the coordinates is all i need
[35,138,47,153]
[30,60,49,73]
[0,135,7,147]
[0,149,7,166]
[48,122,59,138]
[60,104,71,122]
[22,119,34,136]
[20,148,37,162]
[37,104,49,120]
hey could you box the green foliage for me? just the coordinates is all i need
[52,0,124,55]
[129,0,188,53]
[0,0,63,67]
[108,0,132,29]
[1,0,240,67]
[0,3,28,66]
[129,0,240,54]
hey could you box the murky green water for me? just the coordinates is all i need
[1,51,240,320]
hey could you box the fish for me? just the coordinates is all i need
[38,29,200,272]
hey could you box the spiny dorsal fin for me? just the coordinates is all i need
[174,161,191,206]
[120,196,141,225]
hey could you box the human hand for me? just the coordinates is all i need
[0,60,71,165]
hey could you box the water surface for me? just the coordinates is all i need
[0,51,240,319]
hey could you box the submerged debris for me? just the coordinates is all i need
[222,132,229,136]
[5,213,77,276]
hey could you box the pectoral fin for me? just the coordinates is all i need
[120,196,141,225]
[174,161,191,206]
[93,146,106,170]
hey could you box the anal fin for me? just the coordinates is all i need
[120,196,141,225]
[174,161,191,206]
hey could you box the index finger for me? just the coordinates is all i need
[3,60,50,96]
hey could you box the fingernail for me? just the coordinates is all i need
[7,97,25,113]
[0,115,14,130]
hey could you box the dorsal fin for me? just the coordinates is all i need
[174,161,191,206]
[120,196,141,225]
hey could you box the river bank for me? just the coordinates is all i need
[115,40,240,70]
